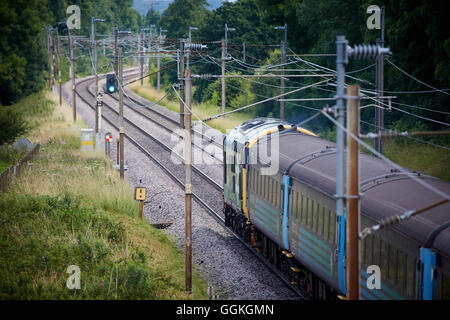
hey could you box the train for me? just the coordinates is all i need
[222,117,450,300]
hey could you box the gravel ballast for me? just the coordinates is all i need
[61,71,300,300]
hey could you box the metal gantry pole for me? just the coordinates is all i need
[221,38,226,116]
[95,40,99,135]
[157,33,161,93]
[69,30,76,123]
[346,85,360,300]
[335,35,347,219]
[118,47,124,180]
[114,27,118,76]
[335,35,391,299]
[335,35,347,295]
[274,24,287,120]
[46,28,51,88]
[51,33,56,87]
[280,40,285,120]
[374,6,385,155]
[91,17,95,75]
[179,39,185,129]
[375,38,384,155]
[184,69,192,294]
[95,39,99,96]
[140,30,144,86]
[57,33,62,105]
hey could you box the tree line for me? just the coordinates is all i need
[1,0,448,135]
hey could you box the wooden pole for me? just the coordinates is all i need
[346,85,360,300]
[185,69,192,294]
[139,200,144,220]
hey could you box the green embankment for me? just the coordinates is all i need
[0,92,207,299]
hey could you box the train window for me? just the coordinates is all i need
[296,193,301,220]
[231,156,235,173]
[388,245,397,283]
[405,255,416,296]
[275,181,281,209]
[302,195,307,225]
[259,171,262,197]
[397,251,406,291]
[364,235,373,266]
[323,208,329,240]
[312,202,318,232]
[264,176,268,201]
[270,179,274,205]
[289,191,294,218]
[252,168,255,192]
[232,176,236,193]
[259,174,262,198]
[329,211,335,243]
[317,205,324,236]
[268,178,272,204]
[307,198,313,228]
[372,236,380,267]
[380,240,387,279]
[255,170,258,195]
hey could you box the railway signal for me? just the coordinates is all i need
[105,132,112,156]
[106,74,118,94]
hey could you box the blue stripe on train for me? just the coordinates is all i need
[420,247,436,300]
[282,175,289,250]
[360,270,405,300]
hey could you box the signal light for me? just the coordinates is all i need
[106,74,117,94]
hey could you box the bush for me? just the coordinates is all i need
[0,106,28,144]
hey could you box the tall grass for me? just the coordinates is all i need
[0,92,208,299]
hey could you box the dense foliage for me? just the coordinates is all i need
[0,0,448,134]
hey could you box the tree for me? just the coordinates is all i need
[0,0,51,105]
[159,0,210,39]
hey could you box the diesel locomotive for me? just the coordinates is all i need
[223,117,450,300]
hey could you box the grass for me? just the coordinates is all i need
[382,138,450,181]
[0,91,208,299]
[129,81,252,133]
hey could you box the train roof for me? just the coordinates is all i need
[251,126,450,257]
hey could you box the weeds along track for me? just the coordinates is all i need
[74,73,304,299]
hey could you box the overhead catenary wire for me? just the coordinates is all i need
[359,119,450,151]
[320,108,450,200]
[386,59,450,96]
[202,79,330,122]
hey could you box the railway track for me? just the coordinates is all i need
[103,72,224,163]
[74,73,304,299]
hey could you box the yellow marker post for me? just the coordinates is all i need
[135,185,146,220]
